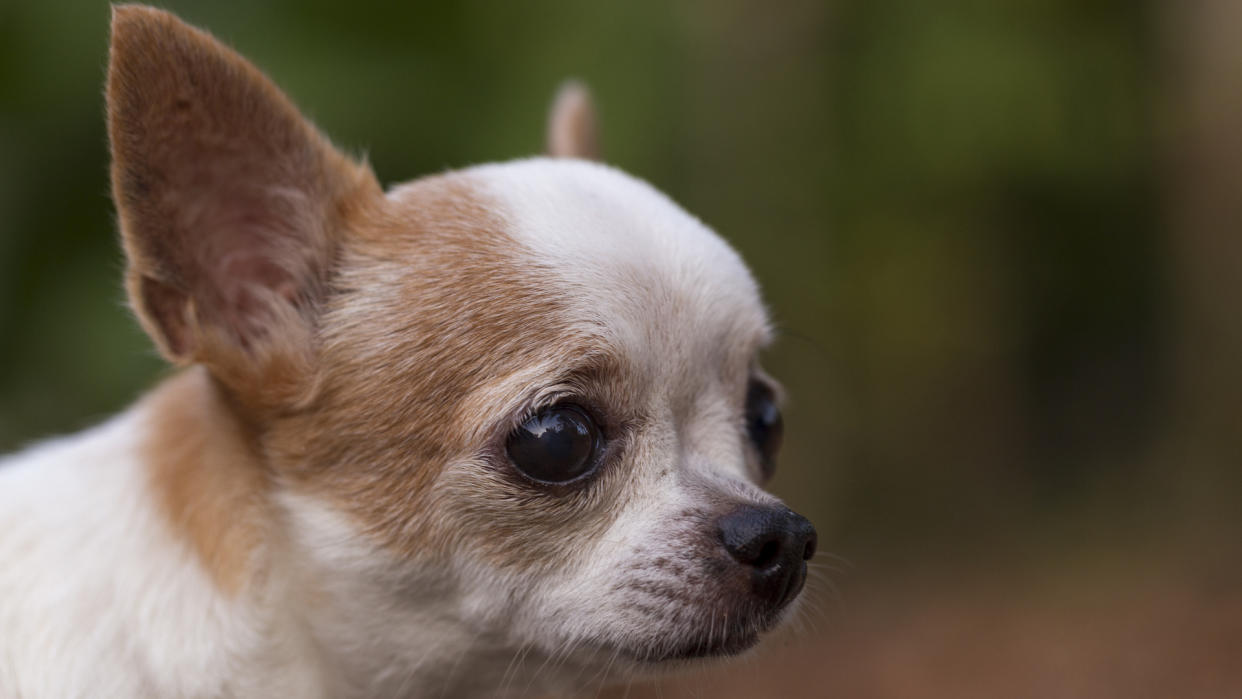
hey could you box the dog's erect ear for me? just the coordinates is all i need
[107,5,380,399]
[546,81,599,160]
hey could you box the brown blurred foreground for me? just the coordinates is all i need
[607,544,1242,699]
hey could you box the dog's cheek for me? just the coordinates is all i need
[430,460,625,574]
[497,495,691,644]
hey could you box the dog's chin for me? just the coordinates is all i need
[601,605,790,667]
[629,628,762,664]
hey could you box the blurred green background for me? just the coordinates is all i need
[2,1,1239,695]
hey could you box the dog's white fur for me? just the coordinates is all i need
[0,8,806,698]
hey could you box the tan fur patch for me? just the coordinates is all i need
[263,174,633,567]
[143,366,270,594]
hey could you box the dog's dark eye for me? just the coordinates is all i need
[746,380,783,479]
[506,404,602,484]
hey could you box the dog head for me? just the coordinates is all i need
[109,5,816,689]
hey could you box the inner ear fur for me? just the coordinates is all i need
[107,5,381,406]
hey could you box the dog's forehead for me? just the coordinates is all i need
[463,158,770,364]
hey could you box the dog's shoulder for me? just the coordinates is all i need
[0,370,326,698]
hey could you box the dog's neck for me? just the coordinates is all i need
[139,368,582,697]
[275,475,600,697]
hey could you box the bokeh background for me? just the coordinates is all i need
[2,1,1239,696]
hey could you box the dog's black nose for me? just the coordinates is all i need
[718,505,817,610]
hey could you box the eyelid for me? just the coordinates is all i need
[505,386,577,433]
[748,368,785,404]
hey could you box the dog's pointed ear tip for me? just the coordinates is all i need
[553,80,594,106]
[110,4,168,34]
[107,5,171,105]
[110,4,202,55]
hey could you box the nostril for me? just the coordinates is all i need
[802,536,816,561]
[718,506,788,569]
[801,529,818,561]
[753,538,781,570]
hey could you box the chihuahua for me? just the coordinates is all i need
[0,5,816,698]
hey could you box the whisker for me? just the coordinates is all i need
[812,550,854,568]
[496,640,533,696]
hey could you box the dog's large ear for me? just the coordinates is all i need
[108,6,380,404]
[546,81,599,160]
